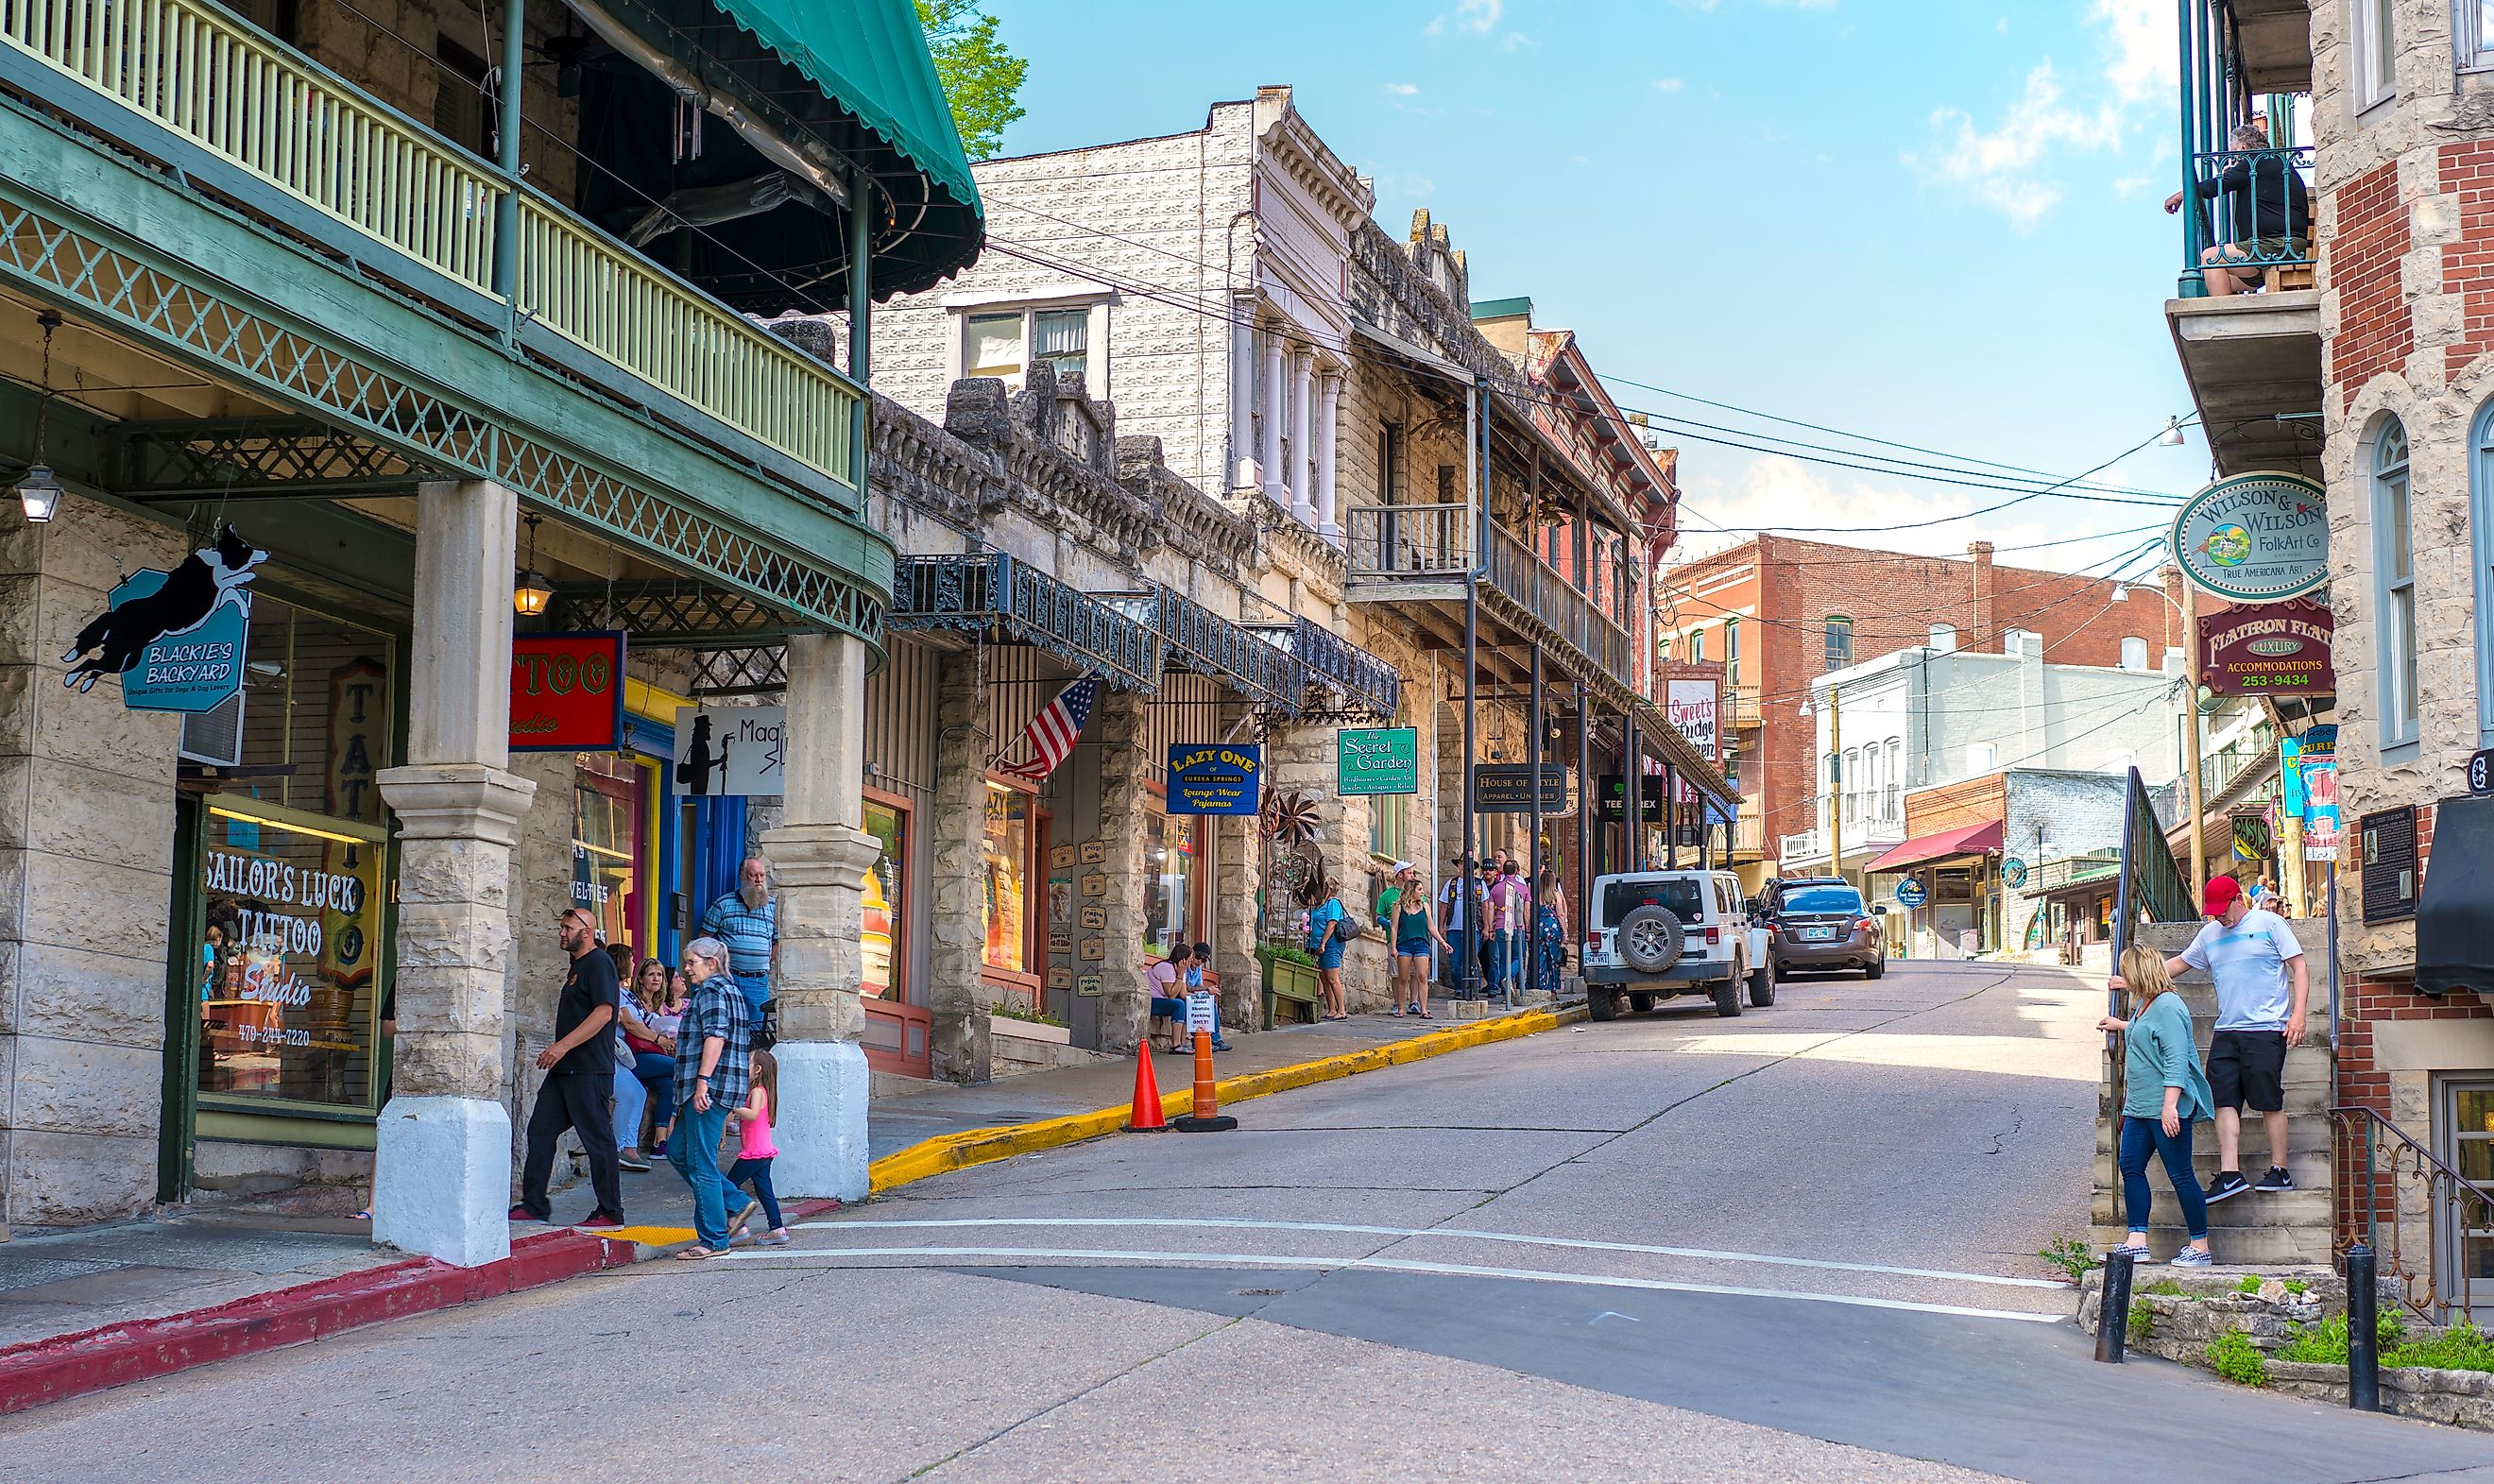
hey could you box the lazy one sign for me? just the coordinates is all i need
[510,631,625,751]
[672,705,785,796]
[2198,597,2333,698]
[2170,472,2328,603]
[1167,743,1261,815]
[62,523,266,712]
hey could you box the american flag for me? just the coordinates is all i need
[996,674,1100,781]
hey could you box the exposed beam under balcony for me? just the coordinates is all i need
[2233,0,2314,95]
[2165,290,2322,479]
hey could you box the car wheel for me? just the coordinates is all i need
[1587,985,1618,1021]
[1748,959,1776,1008]
[1713,975,1743,1017]
[1864,958,1886,981]
[1628,991,1656,1014]
[1614,905,1685,975]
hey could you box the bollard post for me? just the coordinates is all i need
[2094,1249,2135,1364]
[1173,996,1236,1133]
[2347,1243,2381,1412]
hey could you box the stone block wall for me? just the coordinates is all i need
[0,497,186,1227]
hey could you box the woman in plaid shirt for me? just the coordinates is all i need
[669,936,753,1259]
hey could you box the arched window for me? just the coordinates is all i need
[2473,401,2494,745]
[2120,637,2148,672]
[2373,418,2419,751]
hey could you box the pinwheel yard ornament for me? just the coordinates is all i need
[1263,790,1323,846]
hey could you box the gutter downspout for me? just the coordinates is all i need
[491,0,527,337]
[560,0,853,211]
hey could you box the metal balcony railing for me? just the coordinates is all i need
[1726,680,1762,730]
[1485,523,1631,684]
[1344,501,1472,578]
[2,0,863,494]
[1732,813,1766,859]
[2178,145,2315,295]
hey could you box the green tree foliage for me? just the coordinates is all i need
[917,0,1026,161]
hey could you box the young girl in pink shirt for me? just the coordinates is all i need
[724,1048,788,1246]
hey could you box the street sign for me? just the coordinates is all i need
[1167,744,1262,815]
[1337,727,1419,795]
[2198,598,2333,698]
[671,705,785,796]
[2170,471,2328,602]
[1894,877,1928,909]
[2469,748,2494,796]
[1186,990,1217,1034]
[510,631,626,751]
[2001,858,2028,890]
[1472,763,1569,814]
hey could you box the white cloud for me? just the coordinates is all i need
[1382,82,1420,96]
[1653,77,1685,94]
[1906,0,2177,230]
[1426,0,1505,38]
[1670,453,2161,569]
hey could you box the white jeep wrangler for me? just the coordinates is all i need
[1580,869,1775,1021]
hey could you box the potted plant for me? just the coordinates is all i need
[1256,942,1322,1025]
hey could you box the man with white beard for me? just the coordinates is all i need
[701,856,777,1030]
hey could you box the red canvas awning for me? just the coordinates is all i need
[1864,820,2005,874]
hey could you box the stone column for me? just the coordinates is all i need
[1288,350,1315,525]
[1315,368,1343,539]
[927,651,991,1082]
[372,479,538,1269]
[759,630,880,1201]
[1093,688,1153,1053]
[1213,810,1262,1031]
[1229,318,1257,490]
[1258,332,1288,507]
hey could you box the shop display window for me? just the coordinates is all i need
[1146,810,1197,961]
[572,754,648,961]
[863,798,907,999]
[982,781,1033,974]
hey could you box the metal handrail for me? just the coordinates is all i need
[1342,501,1472,577]
[2179,144,2314,288]
[1486,523,1631,682]
[2331,1103,2491,1324]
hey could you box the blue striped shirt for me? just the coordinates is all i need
[701,893,777,1008]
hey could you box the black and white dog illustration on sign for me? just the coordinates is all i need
[62,523,267,693]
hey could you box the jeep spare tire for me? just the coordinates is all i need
[1616,904,1685,974]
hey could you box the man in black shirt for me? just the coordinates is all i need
[2166,122,2312,298]
[509,906,625,1227]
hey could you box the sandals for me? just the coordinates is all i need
[675,1245,720,1261]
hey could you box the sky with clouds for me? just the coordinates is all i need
[982,0,2203,580]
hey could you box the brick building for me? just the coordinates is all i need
[1657,536,2199,889]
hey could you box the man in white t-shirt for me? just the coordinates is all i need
[2143,873,2308,1204]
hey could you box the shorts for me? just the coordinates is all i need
[1395,942,1432,959]
[2208,1029,2288,1114]
[1317,944,1346,971]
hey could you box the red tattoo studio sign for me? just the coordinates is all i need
[2197,598,2332,698]
[510,631,627,750]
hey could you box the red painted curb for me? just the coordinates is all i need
[0,1228,634,1416]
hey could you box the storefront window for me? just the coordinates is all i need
[198,798,388,1108]
[863,799,907,999]
[982,782,1032,974]
[1146,810,1197,961]
[573,755,645,959]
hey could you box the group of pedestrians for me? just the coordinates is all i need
[506,858,794,1257]
[1430,847,1569,1003]
[2102,873,2310,1265]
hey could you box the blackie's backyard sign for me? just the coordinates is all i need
[2169,471,2328,603]
[61,523,265,712]
[2197,597,2333,697]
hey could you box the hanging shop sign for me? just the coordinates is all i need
[1666,679,1721,761]
[2299,725,2340,862]
[1894,876,1929,909]
[2197,597,2333,697]
[2469,747,2494,797]
[1168,744,1262,815]
[1337,727,1420,795]
[1594,773,1666,824]
[1474,763,1571,814]
[671,705,786,796]
[510,631,625,751]
[2169,472,2328,603]
[2001,858,2028,891]
[63,523,266,712]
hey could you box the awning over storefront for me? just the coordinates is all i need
[1865,820,2005,874]
[1104,589,1306,714]
[1267,617,1402,721]
[2418,795,2494,998]
[888,553,1160,692]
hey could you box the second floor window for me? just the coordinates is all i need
[1929,623,1957,652]
[1690,629,1706,665]
[1824,615,1853,671]
[961,305,1096,388]
[2120,636,2149,671]
[1724,618,1740,684]
[2464,0,2494,70]
[2354,0,2397,109]
[2375,417,2420,749]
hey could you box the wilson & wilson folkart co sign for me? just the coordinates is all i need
[2169,471,2328,603]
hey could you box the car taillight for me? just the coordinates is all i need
[1856,917,1876,933]
[1704,926,1719,945]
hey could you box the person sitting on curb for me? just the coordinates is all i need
[2102,944,2215,1267]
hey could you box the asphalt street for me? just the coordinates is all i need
[7,960,2492,1483]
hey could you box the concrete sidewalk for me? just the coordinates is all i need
[0,998,1570,1407]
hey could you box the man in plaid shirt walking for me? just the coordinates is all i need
[669,934,753,1258]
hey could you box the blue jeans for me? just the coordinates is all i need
[669,1100,734,1250]
[726,1154,782,1233]
[2119,1115,2210,1240]
[633,1051,676,1129]
[611,1064,646,1151]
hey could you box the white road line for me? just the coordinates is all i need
[721,1245,2065,1323]
[788,1216,2065,1291]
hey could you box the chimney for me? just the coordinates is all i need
[2161,562,2196,657]
[1968,540,1996,651]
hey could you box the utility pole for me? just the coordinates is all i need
[1827,686,1843,887]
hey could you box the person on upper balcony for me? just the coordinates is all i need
[2163,121,2312,298]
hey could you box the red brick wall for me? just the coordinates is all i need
[2443,143,2494,382]
[2332,162,2413,408]
[1904,773,2007,837]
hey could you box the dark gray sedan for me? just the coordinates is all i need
[1768,881,1887,979]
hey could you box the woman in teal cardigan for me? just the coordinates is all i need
[2101,943,2215,1266]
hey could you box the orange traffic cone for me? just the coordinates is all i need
[1126,1035,1170,1131]
[1174,1029,1238,1133]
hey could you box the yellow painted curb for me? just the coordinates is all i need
[865,1005,1584,1196]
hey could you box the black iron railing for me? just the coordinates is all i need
[888,553,1161,691]
[2332,1104,2489,1325]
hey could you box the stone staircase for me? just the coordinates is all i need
[2090,918,2334,1265]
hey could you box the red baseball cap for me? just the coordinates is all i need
[2202,875,2242,917]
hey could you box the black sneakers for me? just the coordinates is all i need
[2204,1169,2250,1203]
[2254,1166,2296,1192]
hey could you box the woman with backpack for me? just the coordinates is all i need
[1300,874,1353,1021]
